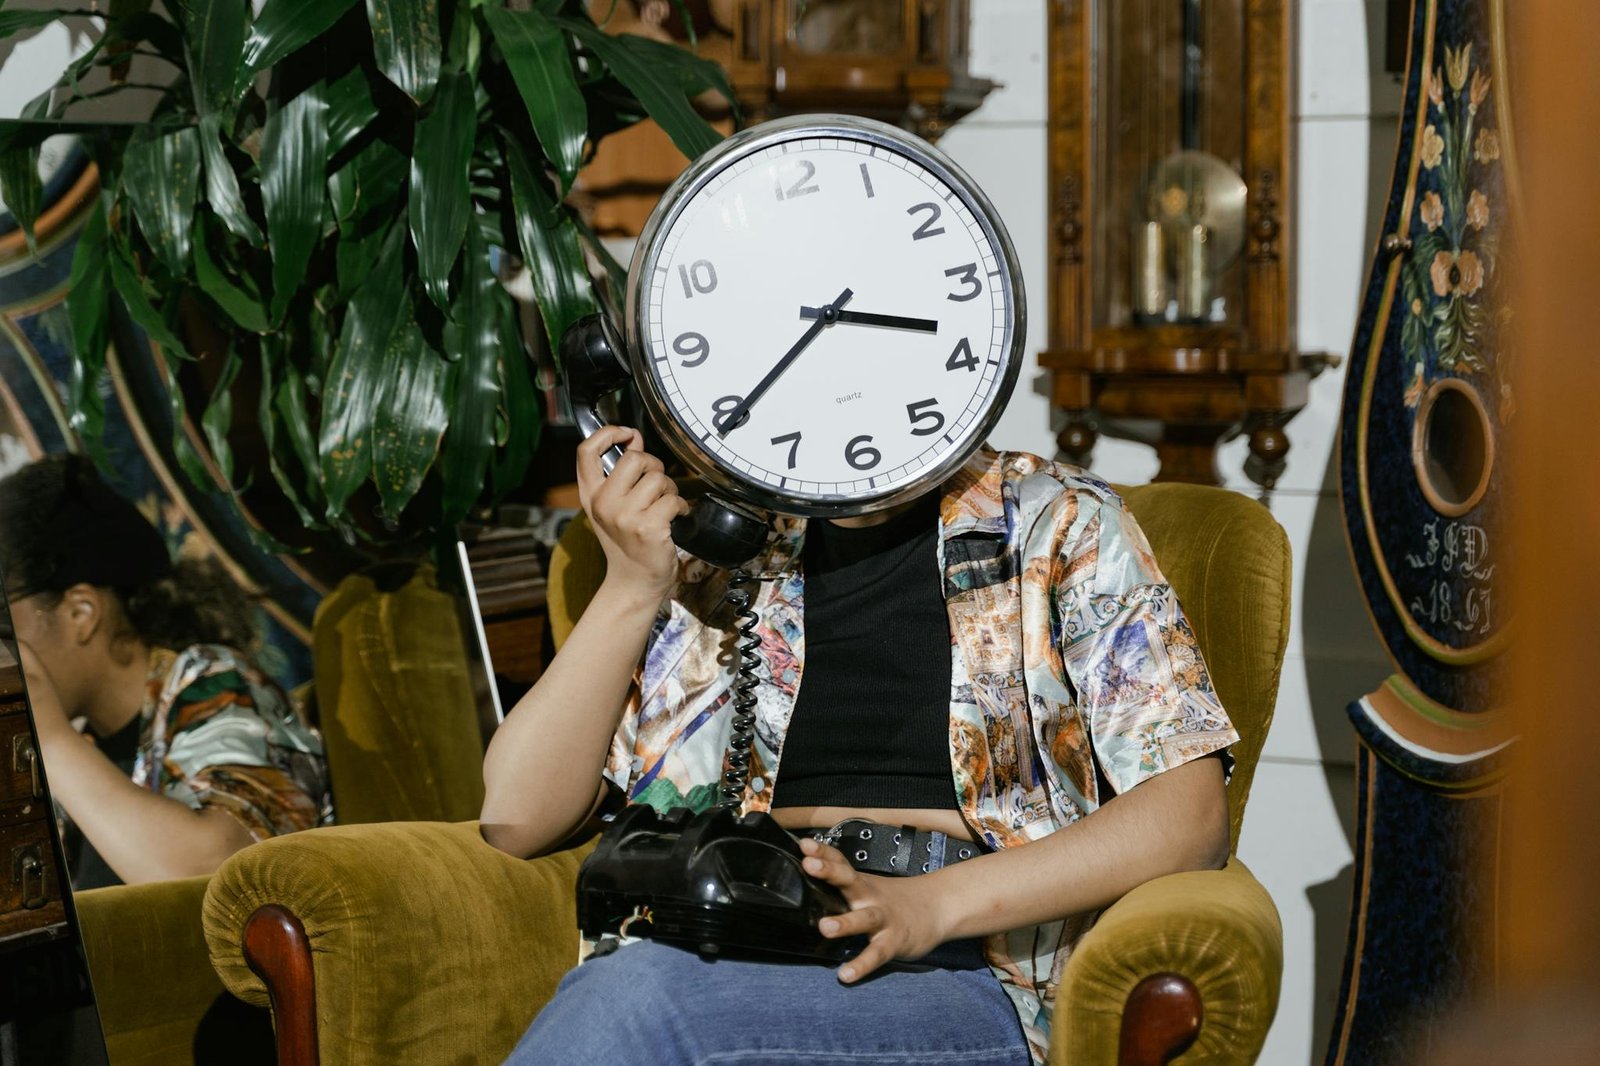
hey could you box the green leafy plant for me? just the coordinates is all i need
[0,0,730,544]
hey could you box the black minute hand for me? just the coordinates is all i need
[716,287,854,436]
[798,307,938,333]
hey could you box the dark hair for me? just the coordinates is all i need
[0,455,260,651]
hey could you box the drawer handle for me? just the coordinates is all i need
[12,844,47,909]
[12,734,40,799]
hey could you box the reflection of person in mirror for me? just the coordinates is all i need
[0,455,332,888]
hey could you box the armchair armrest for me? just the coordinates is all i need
[1050,858,1283,1066]
[201,821,591,1066]
[75,876,221,1066]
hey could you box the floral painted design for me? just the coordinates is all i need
[1400,41,1504,405]
[1420,191,1444,231]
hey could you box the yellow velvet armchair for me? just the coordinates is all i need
[71,567,486,1065]
[199,481,1288,1066]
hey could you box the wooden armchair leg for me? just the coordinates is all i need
[242,904,320,1066]
[1119,973,1202,1066]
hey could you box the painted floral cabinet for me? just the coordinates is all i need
[1329,0,1515,1062]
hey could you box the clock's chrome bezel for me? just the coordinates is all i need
[625,113,1026,519]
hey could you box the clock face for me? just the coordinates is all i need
[628,117,1022,517]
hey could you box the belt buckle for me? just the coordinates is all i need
[812,817,868,848]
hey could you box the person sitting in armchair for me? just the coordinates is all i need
[0,454,332,889]
[480,426,1238,1065]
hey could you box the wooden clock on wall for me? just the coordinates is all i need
[1039,0,1334,489]
[577,0,997,239]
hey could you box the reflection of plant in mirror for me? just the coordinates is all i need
[1401,42,1501,400]
[0,0,732,545]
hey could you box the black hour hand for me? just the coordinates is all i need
[798,307,938,333]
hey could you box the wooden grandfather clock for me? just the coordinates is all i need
[1040,0,1330,488]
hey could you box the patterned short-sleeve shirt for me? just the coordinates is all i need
[602,447,1239,1063]
[133,644,333,838]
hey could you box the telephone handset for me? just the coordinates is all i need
[561,314,771,571]
[562,313,856,962]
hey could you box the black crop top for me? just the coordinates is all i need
[770,493,957,811]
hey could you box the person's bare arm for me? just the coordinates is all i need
[801,754,1230,982]
[21,647,256,884]
[480,426,686,859]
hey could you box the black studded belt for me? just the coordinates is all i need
[800,818,986,877]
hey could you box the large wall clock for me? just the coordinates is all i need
[623,113,1026,520]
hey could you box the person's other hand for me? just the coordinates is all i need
[13,639,75,742]
[799,837,951,983]
[576,426,688,604]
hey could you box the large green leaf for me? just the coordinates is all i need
[273,351,327,514]
[570,205,627,316]
[199,114,262,242]
[0,140,40,253]
[409,70,473,307]
[559,21,722,161]
[366,0,441,104]
[0,99,53,252]
[0,9,67,40]
[329,136,407,300]
[113,11,187,66]
[107,237,211,486]
[491,292,538,497]
[318,217,407,519]
[371,317,447,519]
[483,7,586,192]
[324,66,380,158]
[65,197,111,459]
[261,84,329,323]
[258,335,326,529]
[158,347,213,488]
[438,219,503,523]
[180,0,247,121]
[56,31,108,110]
[200,346,242,488]
[105,235,193,361]
[237,0,360,95]
[121,126,202,277]
[503,133,596,355]
[192,213,269,333]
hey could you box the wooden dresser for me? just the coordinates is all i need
[0,647,67,949]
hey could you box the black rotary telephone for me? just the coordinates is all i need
[562,313,857,962]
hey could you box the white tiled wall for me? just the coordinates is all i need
[944,2,1402,1062]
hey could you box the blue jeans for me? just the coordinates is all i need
[506,938,1032,1065]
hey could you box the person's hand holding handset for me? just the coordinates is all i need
[483,425,692,858]
[575,426,690,608]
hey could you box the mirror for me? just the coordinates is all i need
[0,583,111,1066]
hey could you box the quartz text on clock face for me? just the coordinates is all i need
[639,134,1014,504]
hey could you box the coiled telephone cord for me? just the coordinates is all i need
[717,567,764,809]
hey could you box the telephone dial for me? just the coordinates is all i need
[565,113,1026,961]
